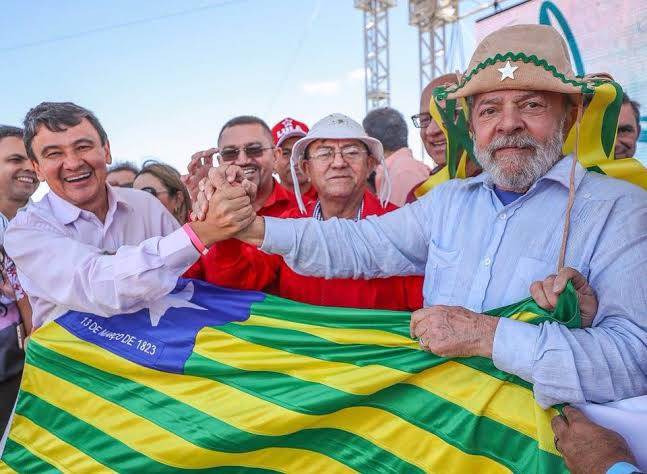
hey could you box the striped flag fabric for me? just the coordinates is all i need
[0,279,580,473]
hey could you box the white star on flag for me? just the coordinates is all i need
[497,61,518,81]
[148,282,207,327]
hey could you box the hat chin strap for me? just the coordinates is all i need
[378,158,392,209]
[557,97,584,271]
[290,158,307,214]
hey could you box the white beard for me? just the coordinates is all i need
[474,117,566,192]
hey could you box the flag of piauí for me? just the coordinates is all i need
[0,279,580,473]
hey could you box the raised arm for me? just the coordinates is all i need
[239,198,433,280]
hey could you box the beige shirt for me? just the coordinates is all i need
[375,148,430,206]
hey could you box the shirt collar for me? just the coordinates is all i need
[313,199,364,221]
[467,155,587,193]
[47,184,132,225]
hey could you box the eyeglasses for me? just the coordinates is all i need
[308,146,368,163]
[219,144,274,162]
[411,113,432,129]
[140,187,169,198]
[411,108,463,129]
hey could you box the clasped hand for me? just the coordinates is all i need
[411,267,597,358]
[187,163,258,244]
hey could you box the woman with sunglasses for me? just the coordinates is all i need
[133,161,191,224]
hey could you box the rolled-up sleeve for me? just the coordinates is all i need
[5,220,199,317]
[493,195,647,408]
[261,198,433,279]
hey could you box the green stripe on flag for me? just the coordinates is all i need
[14,393,281,474]
[212,323,533,389]
[186,353,566,473]
[25,342,421,474]
[1,438,62,474]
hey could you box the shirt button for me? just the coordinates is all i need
[483,257,492,266]
[583,192,591,199]
[499,212,507,220]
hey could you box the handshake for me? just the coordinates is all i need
[182,149,262,247]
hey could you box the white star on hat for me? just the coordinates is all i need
[497,60,518,81]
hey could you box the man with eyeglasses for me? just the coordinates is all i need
[189,113,423,311]
[412,74,481,178]
[271,117,317,202]
[184,116,299,280]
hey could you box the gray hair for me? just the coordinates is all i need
[23,102,108,161]
[362,107,408,153]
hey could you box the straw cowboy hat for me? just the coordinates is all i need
[434,24,603,101]
[289,113,391,213]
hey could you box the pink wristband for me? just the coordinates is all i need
[182,223,209,256]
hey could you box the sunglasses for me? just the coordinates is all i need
[140,187,169,198]
[219,144,273,162]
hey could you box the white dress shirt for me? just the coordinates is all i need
[4,186,199,329]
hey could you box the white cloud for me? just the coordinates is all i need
[302,80,340,96]
[348,67,367,81]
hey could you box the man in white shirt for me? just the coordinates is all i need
[4,101,255,330]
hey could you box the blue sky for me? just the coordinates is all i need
[5,0,641,202]
[3,0,468,190]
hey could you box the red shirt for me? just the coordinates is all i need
[186,190,424,311]
[185,179,298,279]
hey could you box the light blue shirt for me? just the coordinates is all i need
[261,156,647,408]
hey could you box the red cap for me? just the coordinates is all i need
[271,118,309,147]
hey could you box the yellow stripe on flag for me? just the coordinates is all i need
[9,414,115,473]
[21,364,355,473]
[195,326,411,396]
[407,361,559,455]
[36,324,508,473]
[239,314,418,348]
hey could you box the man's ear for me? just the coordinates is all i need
[367,156,378,173]
[33,159,46,182]
[300,159,311,179]
[104,139,112,165]
[273,146,282,168]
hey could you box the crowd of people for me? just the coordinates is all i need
[0,23,645,473]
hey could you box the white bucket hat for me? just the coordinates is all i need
[289,113,391,213]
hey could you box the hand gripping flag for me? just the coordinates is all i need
[0,280,581,473]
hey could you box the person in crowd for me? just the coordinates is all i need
[3,102,252,331]
[186,116,298,219]
[412,74,482,177]
[552,406,643,474]
[0,126,39,231]
[133,161,191,224]
[271,117,316,202]
[188,114,422,310]
[106,161,138,188]
[183,116,300,278]
[0,126,36,435]
[208,25,647,409]
[363,107,430,206]
[615,93,641,159]
[0,246,31,435]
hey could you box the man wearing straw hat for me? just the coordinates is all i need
[207,24,647,409]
